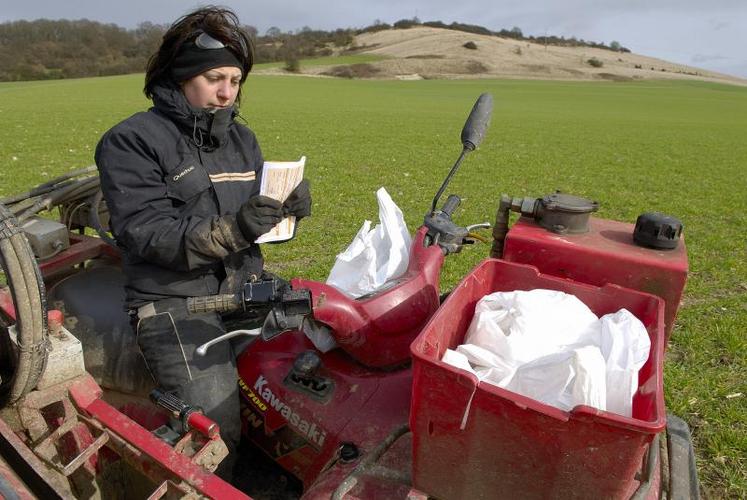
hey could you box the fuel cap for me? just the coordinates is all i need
[633,212,683,249]
[537,192,599,234]
[541,193,599,214]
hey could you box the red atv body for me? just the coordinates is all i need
[231,210,688,499]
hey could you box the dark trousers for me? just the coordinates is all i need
[135,298,241,469]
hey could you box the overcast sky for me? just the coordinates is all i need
[1,0,745,78]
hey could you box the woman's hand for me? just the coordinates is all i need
[236,195,284,241]
[283,179,312,220]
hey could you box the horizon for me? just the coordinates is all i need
[0,1,745,79]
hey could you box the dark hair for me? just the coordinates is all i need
[144,6,254,102]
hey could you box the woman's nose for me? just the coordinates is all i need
[216,82,232,100]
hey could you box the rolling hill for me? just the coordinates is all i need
[255,26,746,86]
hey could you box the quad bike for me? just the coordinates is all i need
[0,94,699,499]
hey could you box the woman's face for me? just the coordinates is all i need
[181,66,242,110]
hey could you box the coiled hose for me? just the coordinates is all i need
[0,203,49,406]
[88,189,118,247]
[0,165,118,248]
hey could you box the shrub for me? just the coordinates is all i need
[465,61,489,74]
[513,46,523,56]
[587,57,604,68]
[422,21,448,29]
[463,41,478,50]
[449,22,492,36]
[358,22,391,34]
[284,58,300,73]
[597,73,633,82]
[331,30,354,47]
[393,18,420,29]
[321,63,380,79]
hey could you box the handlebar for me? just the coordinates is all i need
[149,388,219,438]
[186,277,291,315]
[187,277,312,355]
[187,294,241,314]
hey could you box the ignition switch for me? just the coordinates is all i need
[284,351,335,402]
[293,350,322,377]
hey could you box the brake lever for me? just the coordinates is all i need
[463,222,491,244]
[195,328,261,357]
[465,222,491,232]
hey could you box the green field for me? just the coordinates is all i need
[1,73,746,497]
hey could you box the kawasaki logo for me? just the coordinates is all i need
[254,375,327,447]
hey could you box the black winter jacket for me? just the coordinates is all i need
[95,84,264,306]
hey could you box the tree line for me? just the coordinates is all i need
[0,18,628,82]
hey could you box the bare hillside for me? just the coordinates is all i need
[257,26,746,86]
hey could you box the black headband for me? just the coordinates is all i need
[170,36,243,83]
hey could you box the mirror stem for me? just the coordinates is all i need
[430,146,470,215]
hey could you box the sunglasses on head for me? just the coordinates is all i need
[194,31,249,60]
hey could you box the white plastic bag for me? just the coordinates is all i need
[442,349,475,374]
[599,309,651,416]
[504,346,607,411]
[456,344,515,388]
[463,289,600,367]
[442,289,650,417]
[326,188,411,298]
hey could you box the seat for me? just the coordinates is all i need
[48,265,154,395]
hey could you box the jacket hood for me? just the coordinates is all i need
[151,83,236,150]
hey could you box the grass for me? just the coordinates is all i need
[1,74,746,497]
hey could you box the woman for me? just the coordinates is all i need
[95,6,311,477]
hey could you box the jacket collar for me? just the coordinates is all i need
[151,83,236,150]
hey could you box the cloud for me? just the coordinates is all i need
[692,54,728,64]
[708,19,729,30]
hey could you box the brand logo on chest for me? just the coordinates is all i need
[173,165,195,182]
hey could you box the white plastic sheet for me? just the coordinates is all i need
[599,309,651,416]
[463,289,600,367]
[326,188,411,298]
[443,289,650,417]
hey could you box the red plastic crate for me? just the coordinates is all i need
[410,259,666,499]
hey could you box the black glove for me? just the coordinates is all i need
[236,195,284,242]
[283,179,312,220]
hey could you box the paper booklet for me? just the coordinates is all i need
[255,156,306,243]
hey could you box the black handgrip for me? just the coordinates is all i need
[150,388,189,415]
[460,93,493,151]
[441,194,461,217]
[187,294,240,314]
